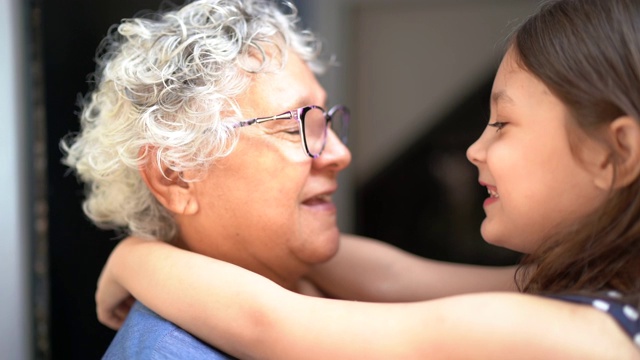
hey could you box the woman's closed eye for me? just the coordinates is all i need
[265,122,302,140]
[487,121,508,132]
[283,127,301,136]
[277,125,301,137]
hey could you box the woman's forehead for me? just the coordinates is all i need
[239,54,326,116]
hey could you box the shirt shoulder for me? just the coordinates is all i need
[103,301,236,360]
[548,292,640,348]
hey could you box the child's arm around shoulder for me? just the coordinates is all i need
[96,237,639,360]
[96,236,297,358]
[307,234,518,301]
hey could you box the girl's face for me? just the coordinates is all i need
[466,48,609,253]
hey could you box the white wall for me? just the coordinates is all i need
[0,0,30,358]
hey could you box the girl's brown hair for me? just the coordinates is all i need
[511,0,640,306]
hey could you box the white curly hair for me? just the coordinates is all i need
[61,0,325,241]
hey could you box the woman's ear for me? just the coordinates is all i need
[139,148,199,215]
[606,116,640,188]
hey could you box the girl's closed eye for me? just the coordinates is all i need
[487,121,508,132]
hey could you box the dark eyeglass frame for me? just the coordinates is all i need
[232,104,349,158]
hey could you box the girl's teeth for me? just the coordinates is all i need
[487,188,499,198]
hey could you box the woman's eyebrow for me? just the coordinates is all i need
[293,98,321,108]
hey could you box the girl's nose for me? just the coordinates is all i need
[466,129,488,167]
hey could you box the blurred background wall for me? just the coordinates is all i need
[1,0,30,359]
[3,0,539,359]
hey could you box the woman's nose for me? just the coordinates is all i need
[314,129,352,171]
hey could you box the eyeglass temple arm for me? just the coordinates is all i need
[233,111,294,128]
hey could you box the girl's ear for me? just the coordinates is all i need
[139,148,199,216]
[607,116,640,188]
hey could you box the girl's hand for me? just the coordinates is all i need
[95,239,138,330]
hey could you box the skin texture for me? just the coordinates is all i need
[466,49,610,253]
[142,52,352,291]
[307,235,518,302]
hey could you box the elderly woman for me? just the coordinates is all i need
[62,0,351,358]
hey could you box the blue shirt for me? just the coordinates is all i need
[103,301,235,359]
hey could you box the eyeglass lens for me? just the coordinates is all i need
[303,107,327,156]
[303,107,348,156]
[329,107,348,145]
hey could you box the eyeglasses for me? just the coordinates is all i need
[233,105,349,158]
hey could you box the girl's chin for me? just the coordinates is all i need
[480,223,513,250]
[481,229,533,255]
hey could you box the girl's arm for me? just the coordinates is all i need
[97,233,517,326]
[307,234,518,301]
[97,237,639,360]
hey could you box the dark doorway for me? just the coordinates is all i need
[43,1,168,358]
[356,77,521,266]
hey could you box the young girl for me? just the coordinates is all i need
[95,0,640,358]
